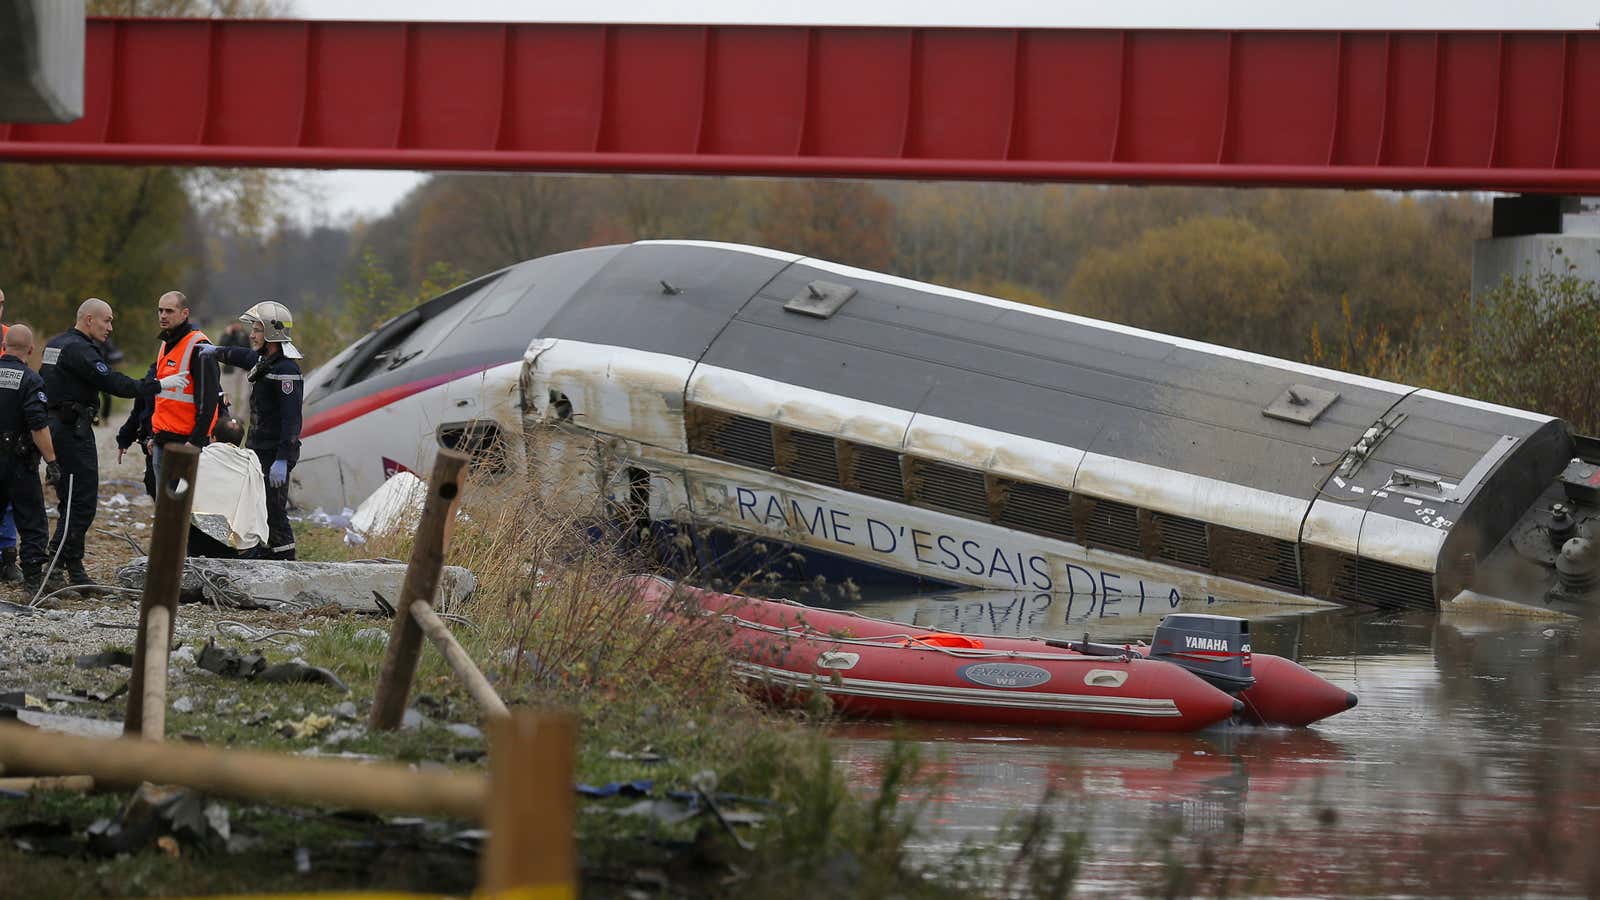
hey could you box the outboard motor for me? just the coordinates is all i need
[1149,614,1255,694]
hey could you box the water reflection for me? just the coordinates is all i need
[799,585,1600,895]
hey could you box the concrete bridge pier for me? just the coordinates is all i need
[1472,195,1600,301]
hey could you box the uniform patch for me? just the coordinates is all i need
[0,369,21,390]
[282,380,294,394]
[41,347,60,366]
[95,361,109,374]
[36,391,46,404]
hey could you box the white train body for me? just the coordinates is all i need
[296,241,1598,614]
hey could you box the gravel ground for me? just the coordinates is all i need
[0,424,293,691]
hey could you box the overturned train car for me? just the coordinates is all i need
[296,241,1600,614]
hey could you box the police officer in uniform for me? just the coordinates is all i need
[201,301,303,560]
[41,298,180,587]
[0,325,60,594]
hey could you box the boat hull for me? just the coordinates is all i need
[627,576,1242,733]
[625,575,1357,729]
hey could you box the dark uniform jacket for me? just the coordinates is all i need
[216,347,302,465]
[0,353,50,450]
[116,363,158,452]
[41,328,158,423]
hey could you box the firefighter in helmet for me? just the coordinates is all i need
[200,301,302,559]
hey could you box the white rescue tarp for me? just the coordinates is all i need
[192,443,270,550]
[348,471,427,540]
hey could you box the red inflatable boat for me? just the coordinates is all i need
[624,577,1356,732]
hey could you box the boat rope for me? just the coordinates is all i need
[720,615,1136,664]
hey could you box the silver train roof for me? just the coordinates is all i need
[311,239,1566,572]
[517,241,1555,504]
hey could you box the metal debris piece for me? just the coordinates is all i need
[196,640,266,678]
[256,662,350,694]
[74,650,134,670]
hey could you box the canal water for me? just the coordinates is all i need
[812,588,1600,896]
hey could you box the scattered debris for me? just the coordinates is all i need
[86,783,231,857]
[578,780,655,798]
[0,691,48,712]
[273,713,336,740]
[197,641,266,678]
[188,640,350,693]
[607,748,667,764]
[74,649,133,670]
[256,662,351,694]
[444,723,482,741]
[353,627,389,645]
[172,697,195,714]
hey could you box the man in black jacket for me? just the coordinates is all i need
[42,298,180,588]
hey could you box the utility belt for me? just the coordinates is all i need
[48,400,100,427]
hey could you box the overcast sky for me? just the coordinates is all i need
[287,0,1600,224]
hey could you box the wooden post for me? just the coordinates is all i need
[0,775,95,793]
[480,710,577,898]
[370,449,470,730]
[0,725,485,820]
[139,605,172,740]
[412,599,510,720]
[124,444,199,738]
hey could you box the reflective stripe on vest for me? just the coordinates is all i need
[151,329,215,435]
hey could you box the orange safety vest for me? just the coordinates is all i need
[151,329,218,436]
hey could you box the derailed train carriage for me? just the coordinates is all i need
[295,241,1600,614]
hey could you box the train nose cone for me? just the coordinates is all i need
[1346,691,1359,710]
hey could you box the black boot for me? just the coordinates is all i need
[66,563,94,588]
[0,548,19,583]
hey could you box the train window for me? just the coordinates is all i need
[1148,511,1210,570]
[1211,525,1302,593]
[993,478,1076,543]
[773,425,842,488]
[1075,495,1142,554]
[905,457,990,520]
[338,274,504,389]
[686,405,776,470]
[839,441,906,502]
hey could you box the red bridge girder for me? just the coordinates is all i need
[1,18,1597,192]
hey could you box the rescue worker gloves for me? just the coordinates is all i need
[197,344,219,359]
[158,373,189,392]
[269,459,288,488]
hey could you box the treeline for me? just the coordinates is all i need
[335,174,1488,364]
[198,174,1600,433]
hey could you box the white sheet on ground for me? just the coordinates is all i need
[192,442,270,550]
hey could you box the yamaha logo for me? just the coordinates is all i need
[1185,636,1232,652]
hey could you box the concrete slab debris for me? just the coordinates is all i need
[114,557,477,613]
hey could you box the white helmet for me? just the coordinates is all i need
[241,300,302,359]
